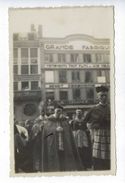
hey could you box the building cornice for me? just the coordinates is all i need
[13,34,110,46]
[41,34,110,45]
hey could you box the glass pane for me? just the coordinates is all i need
[30,58,38,64]
[58,54,65,63]
[60,91,68,100]
[21,58,28,64]
[14,59,18,64]
[86,88,94,99]
[31,81,38,90]
[59,70,67,83]
[83,54,91,63]
[72,71,80,81]
[21,65,28,74]
[73,89,81,100]
[14,65,18,74]
[30,65,38,74]
[14,82,18,91]
[21,48,28,58]
[45,71,54,83]
[96,54,102,63]
[22,82,29,90]
[85,71,92,82]
[13,48,18,58]
[70,54,79,63]
[30,48,38,57]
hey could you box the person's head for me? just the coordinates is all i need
[76,109,82,118]
[54,104,63,118]
[96,85,109,105]
[25,119,33,129]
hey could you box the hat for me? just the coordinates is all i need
[95,85,109,93]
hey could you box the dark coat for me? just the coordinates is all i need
[41,114,83,172]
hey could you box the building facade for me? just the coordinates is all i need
[13,25,110,122]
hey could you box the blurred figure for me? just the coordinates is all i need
[84,85,110,170]
[22,119,34,172]
[31,101,48,172]
[25,119,34,139]
[70,109,92,170]
[14,118,29,172]
[41,104,83,172]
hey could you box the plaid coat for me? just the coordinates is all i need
[84,103,110,160]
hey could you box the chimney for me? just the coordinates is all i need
[38,25,42,38]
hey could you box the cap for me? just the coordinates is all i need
[95,85,109,93]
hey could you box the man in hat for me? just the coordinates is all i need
[41,104,83,172]
[84,85,110,170]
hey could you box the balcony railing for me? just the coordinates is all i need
[46,99,96,106]
[14,90,41,101]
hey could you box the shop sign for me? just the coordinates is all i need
[44,43,109,51]
[44,63,110,69]
[45,83,106,89]
[45,84,68,89]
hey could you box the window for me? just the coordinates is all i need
[45,71,54,83]
[21,48,28,58]
[97,70,105,77]
[13,33,19,41]
[21,82,29,90]
[30,65,38,74]
[103,53,110,63]
[58,54,65,63]
[86,88,94,99]
[30,59,38,64]
[14,65,18,74]
[95,54,102,63]
[70,54,79,63]
[13,48,18,64]
[21,48,28,64]
[72,71,80,82]
[86,88,94,103]
[14,82,18,91]
[45,54,53,63]
[97,70,102,77]
[83,54,91,63]
[97,70,106,83]
[13,48,18,58]
[85,71,93,83]
[73,88,81,100]
[105,70,110,83]
[59,70,67,83]
[60,91,68,100]
[30,48,38,58]
[31,81,38,90]
[21,65,28,74]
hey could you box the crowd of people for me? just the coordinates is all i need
[14,85,111,173]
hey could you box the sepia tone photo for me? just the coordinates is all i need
[9,7,115,175]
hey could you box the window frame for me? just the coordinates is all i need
[59,70,67,83]
[21,65,29,75]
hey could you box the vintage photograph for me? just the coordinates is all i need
[9,7,115,175]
